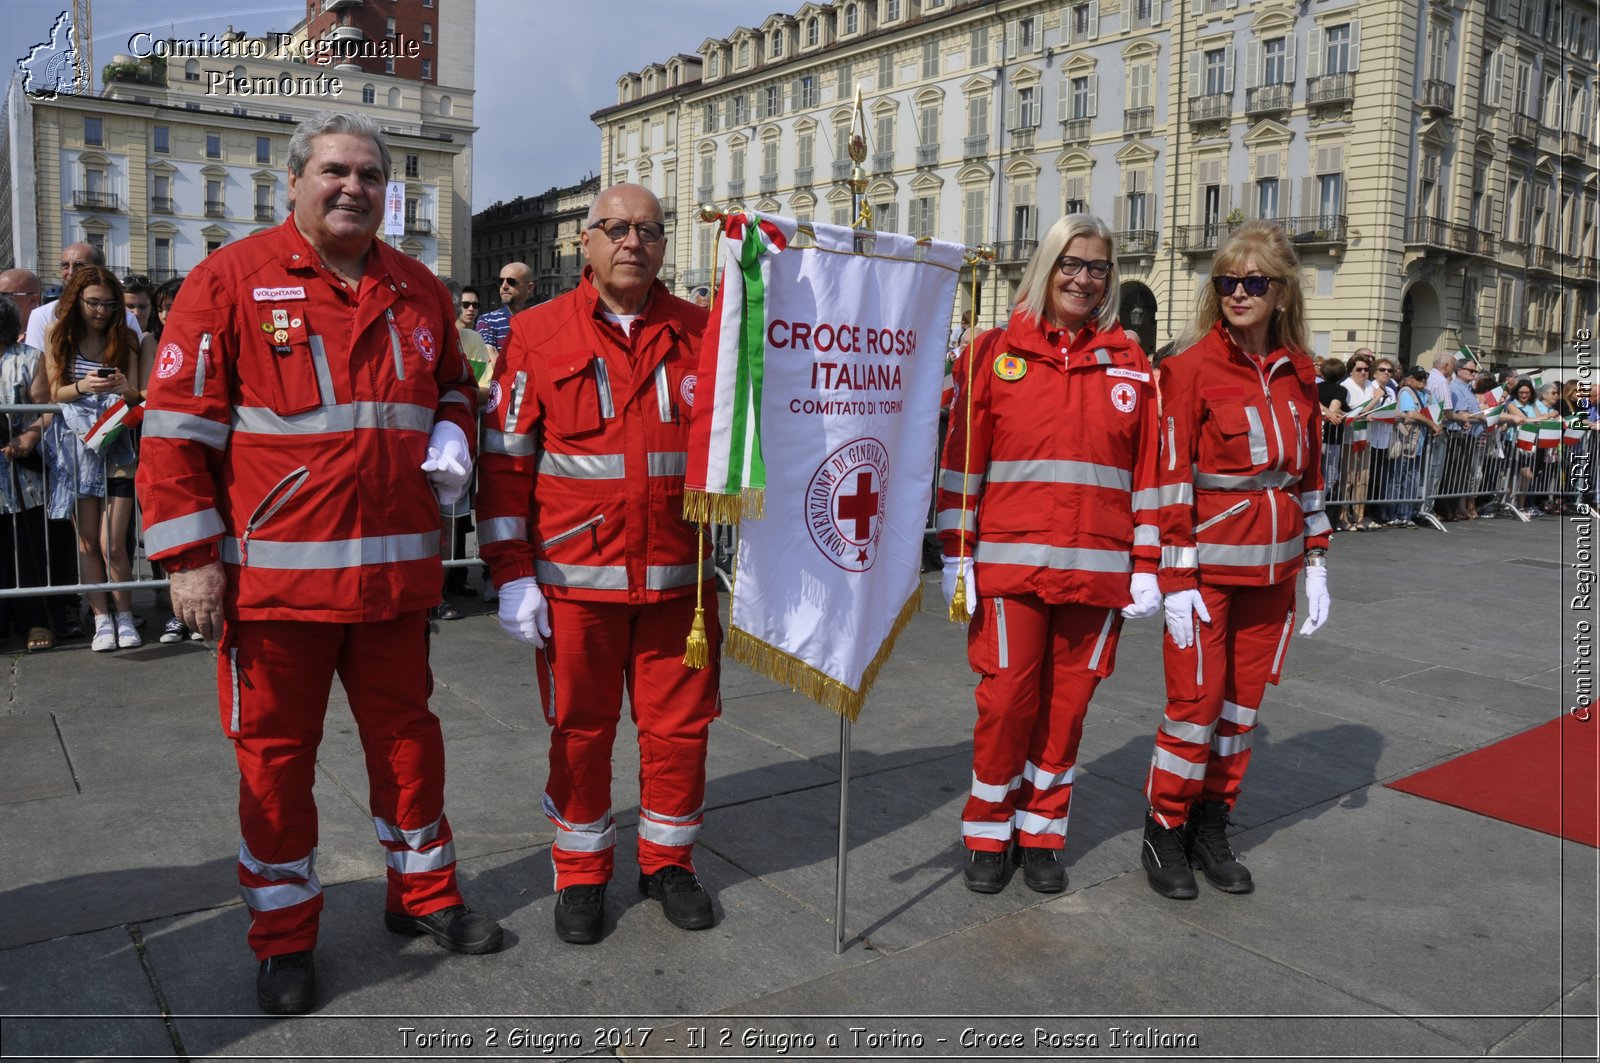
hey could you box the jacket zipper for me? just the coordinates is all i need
[1288,401,1305,468]
[194,333,211,397]
[1166,415,1177,472]
[593,358,616,419]
[1253,361,1285,470]
[540,513,604,551]
[385,309,405,381]
[993,598,1009,670]
[240,466,310,567]
[1195,498,1252,533]
[653,363,672,423]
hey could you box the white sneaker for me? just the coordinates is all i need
[92,617,117,652]
[115,612,142,649]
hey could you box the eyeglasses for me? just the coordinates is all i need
[588,218,666,244]
[0,289,39,298]
[460,300,479,309]
[1055,256,1112,279]
[1456,366,1476,374]
[1375,366,1393,373]
[498,277,521,287]
[80,298,119,312]
[1212,275,1279,298]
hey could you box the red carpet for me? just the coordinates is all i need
[1386,715,1599,848]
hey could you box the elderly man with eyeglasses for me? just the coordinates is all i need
[475,262,535,354]
[476,182,720,946]
[23,244,143,350]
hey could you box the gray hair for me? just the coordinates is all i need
[440,276,462,301]
[287,110,391,180]
[1013,213,1120,332]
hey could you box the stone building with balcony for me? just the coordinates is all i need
[594,0,1595,368]
[470,174,602,307]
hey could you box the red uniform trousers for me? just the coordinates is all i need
[1144,579,1298,828]
[220,612,463,960]
[962,594,1124,852]
[534,593,722,890]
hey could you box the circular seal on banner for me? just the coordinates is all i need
[806,437,890,573]
[485,380,502,415]
[994,353,1027,381]
[680,373,697,408]
[155,342,184,380]
[1111,381,1138,413]
[412,325,436,363]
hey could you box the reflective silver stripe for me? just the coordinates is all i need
[970,771,1022,803]
[638,817,699,847]
[1194,469,1297,491]
[194,332,210,397]
[241,880,322,912]
[540,515,603,549]
[1212,732,1253,757]
[232,401,433,436]
[593,357,615,418]
[1092,347,1112,365]
[654,363,672,422]
[1196,538,1305,569]
[386,841,456,875]
[385,310,405,381]
[477,516,528,545]
[1013,809,1068,836]
[373,815,442,850]
[221,531,439,569]
[994,597,1009,669]
[308,334,336,404]
[483,429,536,456]
[640,805,704,825]
[1151,747,1207,781]
[1086,608,1115,671]
[1134,524,1161,547]
[975,541,1131,573]
[239,842,317,882]
[555,825,617,852]
[1165,415,1177,471]
[505,370,528,430]
[1022,761,1074,791]
[935,507,974,533]
[143,409,232,449]
[939,467,982,493]
[648,451,688,477]
[1298,491,1326,512]
[228,647,241,732]
[986,459,1131,491]
[1244,406,1269,464]
[1160,716,1217,745]
[538,451,625,479]
[1304,512,1332,537]
[1271,609,1294,675]
[1131,488,1163,510]
[438,390,471,407]
[1195,499,1252,534]
[647,563,702,590]
[1155,482,1194,507]
[536,558,628,590]
[1220,700,1259,727]
[960,820,1013,841]
[146,508,225,556]
[1161,546,1198,569]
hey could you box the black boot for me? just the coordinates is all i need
[1141,813,1198,899]
[1184,800,1254,893]
[1014,845,1066,893]
[256,950,316,1014]
[962,848,1007,894]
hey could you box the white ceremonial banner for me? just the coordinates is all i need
[384,181,405,237]
[726,220,962,719]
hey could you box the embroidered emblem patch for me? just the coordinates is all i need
[1111,381,1138,413]
[155,342,184,379]
[680,374,697,408]
[485,380,502,415]
[412,326,436,363]
[993,353,1027,381]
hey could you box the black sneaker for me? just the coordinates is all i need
[962,848,1007,894]
[160,616,188,643]
[638,865,714,930]
[256,950,315,1015]
[1183,800,1255,894]
[1014,845,1066,894]
[1141,813,1198,899]
[429,601,464,622]
[553,884,606,944]
[384,904,504,954]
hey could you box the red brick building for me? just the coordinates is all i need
[299,0,442,83]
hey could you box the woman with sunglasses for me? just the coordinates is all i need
[938,214,1162,895]
[1137,221,1331,900]
[36,266,151,651]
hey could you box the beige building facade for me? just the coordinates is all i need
[595,0,1596,369]
[470,174,602,308]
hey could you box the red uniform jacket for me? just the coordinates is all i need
[1155,320,1330,593]
[937,310,1160,607]
[136,219,476,622]
[475,269,709,602]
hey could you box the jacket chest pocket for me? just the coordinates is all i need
[1205,399,1265,472]
[251,301,323,415]
[545,353,608,437]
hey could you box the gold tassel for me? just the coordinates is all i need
[948,576,968,623]
[947,262,983,625]
[682,488,766,526]
[683,523,709,668]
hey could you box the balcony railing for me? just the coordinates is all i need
[993,239,1038,264]
[1245,84,1292,116]
[146,268,182,283]
[1116,230,1159,256]
[871,151,894,173]
[1182,215,1348,253]
[727,179,745,200]
[1492,325,1514,348]
[1009,127,1035,151]
[1306,72,1355,106]
[759,173,778,195]
[150,196,174,214]
[696,184,714,204]
[406,218,433,234]
[1060,117,1091,143]
[1562,131,1590,159]
[255,205,275,223]
[1404,215,1494,257]
[793,166,814,187]
[832,159,853,181]
[1179,222,1229,252]
[962,134,990,159]
[330,25,366,41]
[72,190,120,211]
[322,0,362,9]
[204,200,226,217]
[916,143,939,167]
[1123,106,1154,134]
[1578,257,1598,280]
[1190,93,1232,123]
[1527,244,1556,273]
[1421,79,1455,114]
[1508,113,1539,144]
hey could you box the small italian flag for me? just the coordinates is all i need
[1564,424,1587,447]
[1516,420,1562,452]
[1348,419,1370,453]
[83,398,144,455]
[1418,395,1444,426]
[1365,400,1400,422]
[1457,344,1477,364]
[1480,400,1507,427]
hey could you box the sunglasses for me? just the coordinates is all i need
[460,300,479,308]
[122,274,150,287]
[1055,256,1112,279]
[498,277,521,287]
[588,218,666,244]
[1352,366,1370,373]
[1212,275,1278,297]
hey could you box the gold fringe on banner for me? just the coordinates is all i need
[683,523,710,669]
[682,489,766,526]
[724,585,923,722]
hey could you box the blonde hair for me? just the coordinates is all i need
[1013,213,1120,333]
[1177,221,1309,354]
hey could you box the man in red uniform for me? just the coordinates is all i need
[137,112,502,1015]
[476,183,719,945]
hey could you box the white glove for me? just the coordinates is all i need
[1163,589,1212,650]
[497,576,552,648]
[1300,565,1330,636]
[941,554,976,618]
[420,421,473,507]
[1122,572,1161,619]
